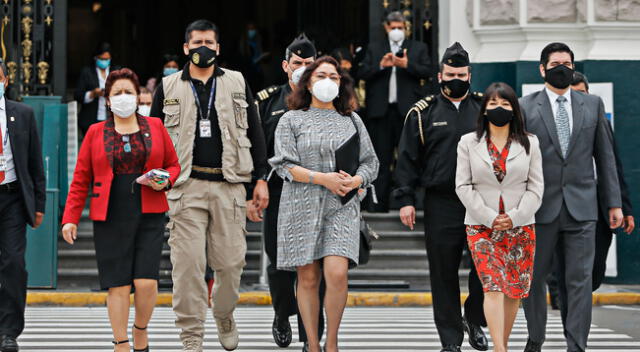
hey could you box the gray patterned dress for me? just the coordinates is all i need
[269,107,379,271]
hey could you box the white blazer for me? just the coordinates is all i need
[455,132,544,228]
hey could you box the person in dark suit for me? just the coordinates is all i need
[519,43,623,352]
[74,42,113,135]
[0,59,46,352]
[359,11,431,212]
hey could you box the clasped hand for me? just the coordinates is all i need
[322,170,361,197]
[492,214,513,231]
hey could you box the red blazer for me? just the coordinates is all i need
[62,116,180,225]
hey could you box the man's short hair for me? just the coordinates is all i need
[140,87,151,95]
[540,42,574,67]
[571,71,589,91]
[439,62,472,74]
[386,11,405,24]
[185,19,219,43]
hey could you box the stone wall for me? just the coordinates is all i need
[528,0,578,22]
[595,0,640,21]
[479,0,519,25]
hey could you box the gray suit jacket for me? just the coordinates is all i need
[520,89,621,224]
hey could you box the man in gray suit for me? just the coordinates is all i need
[519,42,623,352]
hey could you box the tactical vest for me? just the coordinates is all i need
[162,68,253,187]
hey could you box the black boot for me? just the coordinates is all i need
[462,315,488,351]
[0,336,18,352]
[523,338,543,352]
[441,345,461,352]
[272,315,292,347]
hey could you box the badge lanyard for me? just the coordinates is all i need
[0,121,7,172]
[190,79,216,138]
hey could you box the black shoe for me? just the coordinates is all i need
[0,335,18,352]
[462,316,488,351]
[441,345,461,352]
[550,291,561,310]
[302,342,309,352]
[272,315,292,347]
[524,338,543,352]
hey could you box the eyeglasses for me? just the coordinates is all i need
[122,135,131,153]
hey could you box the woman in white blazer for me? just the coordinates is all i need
[455,82,544,352]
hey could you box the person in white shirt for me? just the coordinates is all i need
[74,42,113,135]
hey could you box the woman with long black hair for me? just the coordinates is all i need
[456,82,544,352]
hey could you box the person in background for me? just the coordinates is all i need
[255,33,325,352]
[393,42,488,352]
[137,88,153,116]
[162,54,180,77]
[270,56,379,352]
[0,59,46,352]
[520,43,623,352]
[149,19,269,352]
[456,82,543,352]
[62,68,180,352]
[239,22,266,92]
[359,10,431,212]
[74,42,113,135]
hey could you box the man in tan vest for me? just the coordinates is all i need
[150,19,268,352]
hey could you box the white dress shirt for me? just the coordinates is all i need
[388,39,403,104]
[0,97,17,184]
[545,87,573,134]
[84,67,109,121]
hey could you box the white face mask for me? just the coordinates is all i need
[291,66,306,86]
[311,78,339,103]
[388,28,405,43]
[109,94,138,118]
[137,104,151,116]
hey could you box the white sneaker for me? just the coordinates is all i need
[182,337,203,352]
[216,315,239,351]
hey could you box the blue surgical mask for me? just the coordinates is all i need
[247,29,257,39]
[96,58,111,70]
[0,82,4,97]
[163,67,179,76]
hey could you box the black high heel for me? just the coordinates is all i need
[132,324,150,352]
[112,339,129,351]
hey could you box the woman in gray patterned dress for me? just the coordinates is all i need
[269,56,379,352]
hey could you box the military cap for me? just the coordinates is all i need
[286,33,317,59]
[441,42,469,67]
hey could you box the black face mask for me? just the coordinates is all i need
[440,79,470,99]
[485,106,513,127]
[189,46,217,68]
[544,64,574,89]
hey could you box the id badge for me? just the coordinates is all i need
[0,154,5,172]
[199,119,212,138]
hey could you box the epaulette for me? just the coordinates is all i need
[256,85,281,102]
[471,91,484,100]
[404,95,434,146]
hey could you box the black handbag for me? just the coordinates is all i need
[358,216,378,265]
[335,113,360,205]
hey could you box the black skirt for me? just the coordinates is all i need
[93,174,165,289]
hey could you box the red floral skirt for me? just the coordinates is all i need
[466,224,536,299]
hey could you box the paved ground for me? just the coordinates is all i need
[18,306,640,351]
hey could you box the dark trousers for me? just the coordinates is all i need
[556,212,613,339]
[365,104,404,211]
[523,203,596,352]
[264,188,325,342]
[424,191,486,347]
[0,191,28,337]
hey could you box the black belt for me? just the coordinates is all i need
[0,181,19,193]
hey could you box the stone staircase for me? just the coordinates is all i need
[57,210,453,290]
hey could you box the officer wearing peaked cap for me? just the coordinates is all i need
[254,33,325,352]
[393,42,489,352]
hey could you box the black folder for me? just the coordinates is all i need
[335,115,360,205]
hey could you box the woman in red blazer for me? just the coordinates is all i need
[62,68,180,352]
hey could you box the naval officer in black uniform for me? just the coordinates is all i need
[393,42,488,352]
[254,34,324,352]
